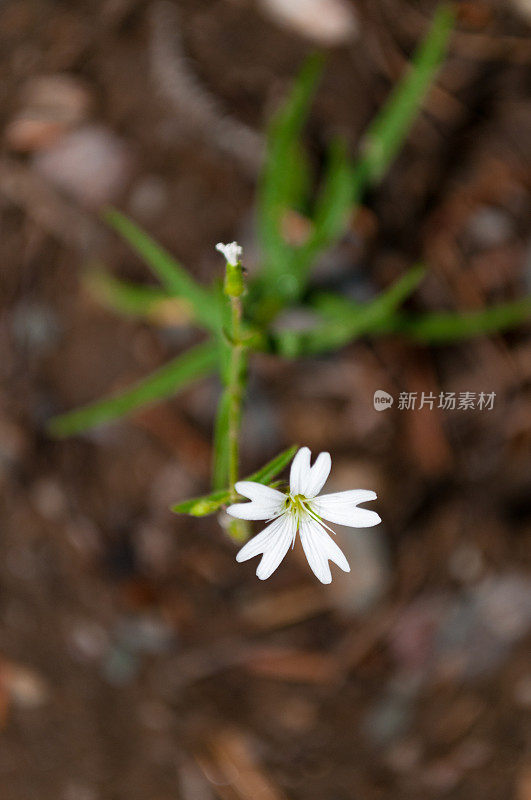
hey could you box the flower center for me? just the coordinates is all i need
[285,494,326,532]
[285,493,310,520]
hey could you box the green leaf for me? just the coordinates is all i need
[274,265,426,357]
[388,296,531,342]
[353,3,454,189]
[272,280,529,356]
[173,488,230,517]
[104,208,221,332]
[255,54,324,309]
[172,444,298,516]
[291,138,354,286]
[253,6,452,317]
[85,269,193,324]
[317,264,426,323]
[248,443,298,484]
[47,340,218,437]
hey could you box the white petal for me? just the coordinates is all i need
[303,451,331,498]
[226,502,277,521]
[235,514,287,562]
[300,516,352,582]
[215,241,242,266]
[256,514,297,580]
[227,481,286,520]
[235,513,295,580]
[289,447,311,495]
[299,517,334,584]
[311,490,381,528]
[317,526,351,573]
[234,481,286,504]
[289,448,332,498]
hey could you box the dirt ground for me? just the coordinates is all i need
[1,1,530,798]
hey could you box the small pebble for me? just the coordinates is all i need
[512,0,531,25]
[2,661,50,707]
[466,205,515,248]
[475,574,531,643]
[6,73,93,152]
[259,0,358,45]
[32,477,67,521]
[448,544,484,584]
[128,175,168,221]
[115,613,175,654]
[11,303,60,354]
[33,124,133,207]
[101,645,139,686]
[67,621,109,663]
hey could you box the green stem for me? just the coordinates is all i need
[227,293,245,501]
[215,256,250,543]
[212,255,248,503]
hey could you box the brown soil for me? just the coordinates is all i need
[1,1,530,799]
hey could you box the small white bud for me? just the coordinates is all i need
[216,241,242,267]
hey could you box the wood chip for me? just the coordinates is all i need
[243,646,342,684]
[0,157,100,248]
[241,585,331,630]
[197,727,287,800]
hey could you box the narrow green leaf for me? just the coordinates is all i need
[172,444,298,516]
[274,265,426,357]
[47,340,218,437]
[255,54,324,307]
[252,7,452,318]
[289,138,354,292]
[317,264,426,322]
[85,269,193,324]
[104,208,221,332]
[252,6,452,318]
[354,4,454,189]
[249,443,298,485]
[387,296,531,342]
[173,488,229,517]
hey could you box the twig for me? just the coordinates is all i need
[148,1,264,176]
[0,157,100,249]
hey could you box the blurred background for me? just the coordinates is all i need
[1,0,530,798]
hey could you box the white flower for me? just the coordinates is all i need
[227,446,381,584]
[216,241,242,266]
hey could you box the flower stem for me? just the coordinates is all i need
[227,292,244,501]
[212,254,247,503]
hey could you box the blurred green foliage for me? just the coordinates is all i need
[48,4,530,507]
